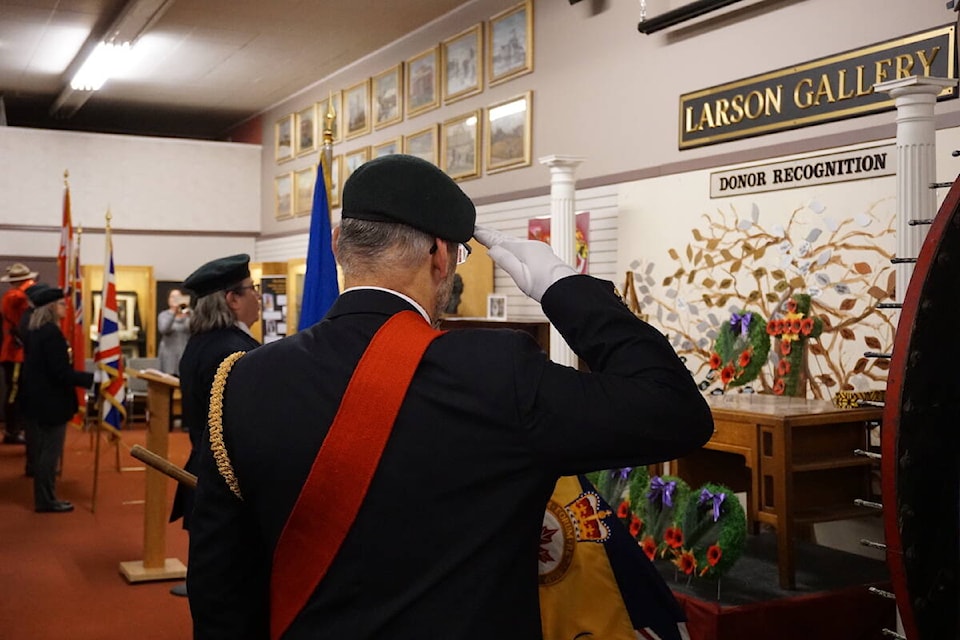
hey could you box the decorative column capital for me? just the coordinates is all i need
[874,75,957,98]
[538,155,586,170]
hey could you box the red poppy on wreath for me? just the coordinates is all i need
[780,340,792,356]
[664,526,684,549]
[707,544,722,566]
[617,500,630,519]
[629,515,642,538]
[641,536,657,561]
[720,364,736,385]
[777,359,791,376]
[786,298,798,314]
[674,550,697,575]
[800,317,814,334]
[709,352,723,370]
[773,378,786,395]
[737,349,752,368]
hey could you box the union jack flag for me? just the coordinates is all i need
[94,220,126,435]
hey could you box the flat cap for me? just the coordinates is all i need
[26,284,64,307]
[341,154,476,243]
[183,254,251,299]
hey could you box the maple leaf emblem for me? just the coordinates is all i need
[539,525,558,563]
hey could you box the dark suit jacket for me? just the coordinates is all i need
[170,324,259,528]
[187,275,714,639]
[20,322,94,426]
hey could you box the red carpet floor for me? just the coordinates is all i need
[0,423,193,640]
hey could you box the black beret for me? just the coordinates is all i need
[26,283,64,307]
[183,254,251,298]
[341,154,476,243]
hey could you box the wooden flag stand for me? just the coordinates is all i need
[118,369,186,583]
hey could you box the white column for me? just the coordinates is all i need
[539,154,584,367]
[874,76,957,302]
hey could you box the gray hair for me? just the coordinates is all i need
[28,302,59,330]
[189,290,238,334]
[335,218,434,278]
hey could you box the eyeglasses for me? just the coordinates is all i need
[231,283,260,295]
[430,240,472,265]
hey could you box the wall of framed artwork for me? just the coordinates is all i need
[344,79,371,139]
[293,165,316,215]
[487,0,533,87]
[405,46,440,118]
[485,91,532,173]
[275,114,294,162]
[316,92,342,143]
[404,124,438,166]
[342,147,370,192]
[295,104,317,156]
[442,24,483,103]
[441,110,481,181]
[373,64,403,130]
[373,137,401,158]
[274,172,293,219]
[327,155,341,208]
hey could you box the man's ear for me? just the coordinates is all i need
[331,225,341,262]
[431,239,452,280]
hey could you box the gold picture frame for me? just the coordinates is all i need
[342,147,370,194]
[373,64,403,130]
[275,114,294,163]
[405,46,440,118]
[327,155,341,208]
[441,110,481,181]
[442,24,483,103]
[485,91,532,174]
[404,124,438,166]
[316,92,342,143]
[373,137,401,158]
[274,172,293,219]
[295,104,317,156]
[487,0,533,87]
[293,165,316,215]
[344,79,371,140]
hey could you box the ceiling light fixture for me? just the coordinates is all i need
[70,41,133,91]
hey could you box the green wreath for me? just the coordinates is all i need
[677,482,746,579]
[766,294,824,397]
[710,310,770,388]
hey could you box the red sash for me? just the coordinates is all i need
[269,311,441,639]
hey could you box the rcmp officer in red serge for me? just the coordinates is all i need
[170,254,260,595]
[186,154,713,639]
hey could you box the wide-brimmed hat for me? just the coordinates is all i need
[1,263,39,283]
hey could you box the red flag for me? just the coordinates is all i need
[58,178,86,427]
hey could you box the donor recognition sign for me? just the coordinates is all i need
[679,25,955,149]
[710,144,896,198]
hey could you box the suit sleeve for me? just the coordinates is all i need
[39,326,94,390]
[528,275,714,474]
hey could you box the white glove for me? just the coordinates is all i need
[473,225,578,303]
[92,369,106,384]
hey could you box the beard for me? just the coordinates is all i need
[432,266,458,328]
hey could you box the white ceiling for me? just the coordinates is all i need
[0,0,472,139]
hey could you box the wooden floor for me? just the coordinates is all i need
[0,422,193,639]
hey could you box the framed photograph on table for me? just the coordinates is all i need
[404,124,438,165]
[275,114,294,163]
[373,137,401,158]
[406,46,440,118]
[485,91,532,174]
[342,147,370,194]
[316,92,342,142]
[486,294,507,320]
[442,24,483,103]
[441,110,480,181]
[274,172,293,219]
[293,165,316,215]
[487,0,533,87]
[344,79,371,140]
[373,64,403,130]
[295,104,317,156]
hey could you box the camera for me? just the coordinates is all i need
[178,303,189,312]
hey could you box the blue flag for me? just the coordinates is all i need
[298,159,339,330]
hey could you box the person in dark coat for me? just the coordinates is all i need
[186,154,714,639]
[168,254,261,596]
[19,285,94,513]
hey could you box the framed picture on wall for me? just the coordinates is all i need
[485,91,532,173]
[316,92,342,142]
[373,137,401,158]
[486,293,507,320]
[405,46,440,118]
[487,0,533,87]
[404,124,438,165]
[442,24,483,103]
[328,155,341,208]
[344,79,371,139]
[373,64,403,130]
[275,114,294,162]
[294,165,316,215]
[342,147,370,194]
[441,110,480,181]
[295,104,317,156]
[275,172,293,219]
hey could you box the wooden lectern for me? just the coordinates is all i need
[119,369,187,583]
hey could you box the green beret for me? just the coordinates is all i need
[341,154,476,243]
[26,284,64,307]
[183,254,251,298]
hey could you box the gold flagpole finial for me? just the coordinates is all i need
[64,169,69,184]
[105,208,112,227]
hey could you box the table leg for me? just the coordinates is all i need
[762,424,796,589]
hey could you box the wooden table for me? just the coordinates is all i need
[672,394,883,589]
